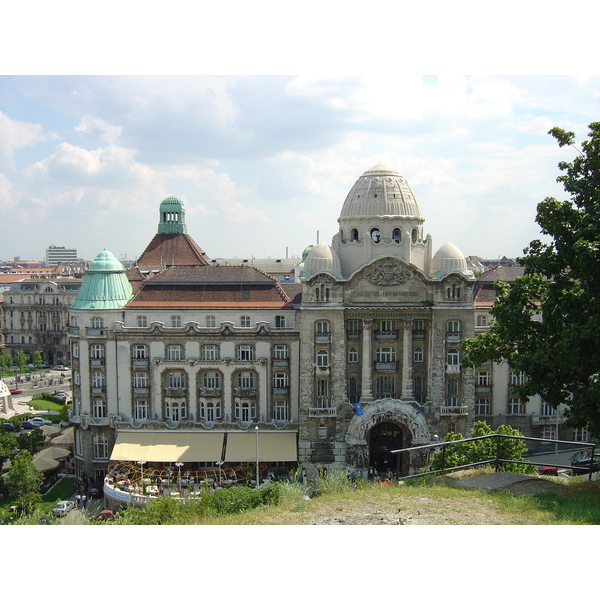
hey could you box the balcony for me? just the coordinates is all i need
[413,330,426,340]
[86,327,107,338]
[375,361,398,372]
[90,358,105,367]
[131,358,149,367]
[446,364,460,374]
[309,408,336,418]
[346,330,360,340]
[66,325,80,335]
[91,386,106,395]
[199,388,222,398]
[375,330,398,340]
[446,331,462,342]
[272,386,289,396]
[233,387,257,397]
[164,387,187,397]
[531,413,566,425]
[315,333,331,343]
[133,386,150,396]
[271,358,289,368]
[440,405,469,416]
[475,385,491,393]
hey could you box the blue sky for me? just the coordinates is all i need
[1,7,599,266]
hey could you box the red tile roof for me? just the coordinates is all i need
[136,233,210,269]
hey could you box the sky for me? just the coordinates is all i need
[1,5,599,268]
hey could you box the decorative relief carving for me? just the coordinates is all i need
[363,259,412,286]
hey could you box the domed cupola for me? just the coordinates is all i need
[301,243,342,277]
[430,242,473,278]
[339,163,423,220]
[71,250,134,310]
[333,163,430,277]
[158,196,187,234]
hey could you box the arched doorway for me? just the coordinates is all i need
[369,422,403,476]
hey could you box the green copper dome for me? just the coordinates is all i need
[72,250,133,310]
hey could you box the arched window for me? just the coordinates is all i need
[447,349,459,365]
[476,314,488,327]
[413,347,424,362]
[350,228,359,241]
[392,228,401,243]
[168,371,185,388]
[238,371,255,389]
[202,371,220,389]
[316,349,329,367]
[348,348,358,363]
[370,228,381,243]
[411,228,418,244]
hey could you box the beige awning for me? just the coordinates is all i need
[224,431,297,462]
[110,431,225,462]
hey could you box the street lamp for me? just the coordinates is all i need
[215,460,224,485]
[137,460,147,493]
[255,426,259,490]
[175,462,183,493]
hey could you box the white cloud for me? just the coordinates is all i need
[0,110,45,169]
[75,115,122,144]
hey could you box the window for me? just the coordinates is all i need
[414,376,424,403]
[316,349,329,367]
[347,377,358,402]
[134,372,149,388]
[171,315,182,327]
[137,316,148,327]
[168,371,185,388]
[475,398,491,415]
[541,401,557,417]
[275,315,286,328]
[347,319,359,333]
[91,371,105,387]
[376,347,396,362]
[273,344,288,359]
[477,371,491,386]
[205,315,216,327]
[573,428,588,442]
[235,401,256,422]
[90,317,104,329]
[93,433,108,459]
[93,399,106,419]
[133,344,148,359]
[348,347,358,363]
[447,349,459,365]
[315,321,330,334]
[317,379,329,407]
[377,319,396,332]
[350,228,359,241]
[240,316,251,328]
[510,371,526,386]
[200,401,221,422]
[90,344,105,359]
[370,228,381,243]
[273,400,289,421]
[413,347,424,362]
[476,314,488,327]
[134,400,148,421]
[201,345,219,361]
[446,284,461,300]
[165,400,186,422]
[202,371,220,389]
[411,228,418,244]
[542,426,556,440]
[447,378,459,397]
[413,320,425,331]
[273,372,289,388]
[238,345,254,361]
[238,371,255,389]
[72,342,79,358]
[375,376,395,399]
[167,345,184,361]
[392,228,401,243]
[509,397,525,415]
[447,320,461,333]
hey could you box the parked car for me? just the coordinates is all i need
[54,366,68,371]
[38,515,52,525]
[53,392,67,399]
[27,417,52,426]
[52,500,75,517]
[89,487,103,498]
[9,389,22,395]
[21,421,36,430]
[2,422,15,432]
[570,457,600,475]
[537,466,558,476]
[93,509,115,521]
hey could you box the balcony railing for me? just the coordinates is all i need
[199,388,222,397]
[475,385,491,393]
[315,333,331,343]
[91,386,106,395]
[413,330,426,340]
[271,358,289,367]
[375,361,398,372]
[90,358,105,367]
[133,386,150,395]
[66,325,80,335]
[164,387,186,397]
[531,414,566,425]
[233,387,257,397]
[309,408,336,417]
[375,330,398,340]
[131,358,149,367]
[446,364,460,374]
[346,331,360,340]
[440,405,469,416]
[86,327,107,337]
[446,332,462,342]
[272,386,289,396]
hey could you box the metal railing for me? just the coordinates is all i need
[391,434,598,481]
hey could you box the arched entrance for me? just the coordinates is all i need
[369,422,403,476]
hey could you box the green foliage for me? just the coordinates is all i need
[463,122,600,437]
[14,492,42,516]
[33,351,43,368]
[5,450,44,495]
[430,421,534,474]
[16,426,46,455]
[16,350,27,372]
[0,349,12,370]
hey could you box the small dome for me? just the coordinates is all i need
[339,163,422,220]
[303,243,341,275]
[431,242,468,274]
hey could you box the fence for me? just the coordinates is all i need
[391,434,598,481]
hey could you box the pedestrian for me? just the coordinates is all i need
[75,494,81,507]
[81,494,87,510]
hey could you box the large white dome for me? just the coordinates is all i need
[339,163,422,220]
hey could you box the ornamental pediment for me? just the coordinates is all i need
[363,258,413,286]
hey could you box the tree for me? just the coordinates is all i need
[33,351,43,369]
[5,450,43,496]
[16,350,27,375]
[430,421,533,474]
[463,122,600,438]
[0,349,12,373]
[16,426,46,456]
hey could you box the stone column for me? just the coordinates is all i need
[360,319,373,402]
[401,319,414,400]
